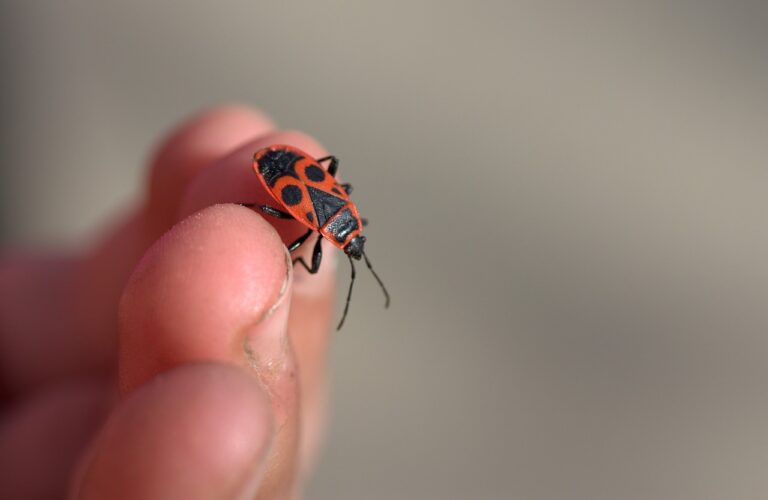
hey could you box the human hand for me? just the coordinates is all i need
[0,106,335,499]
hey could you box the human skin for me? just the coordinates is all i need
[0,106,335,499]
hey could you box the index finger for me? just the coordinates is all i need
[0,106,276,395]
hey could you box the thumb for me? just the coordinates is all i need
[121,204,301,497]
[73,362,274,500]
[75,204,302,499]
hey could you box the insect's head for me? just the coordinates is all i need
[344,235,366,260]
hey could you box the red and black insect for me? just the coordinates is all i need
[245,144,389,329]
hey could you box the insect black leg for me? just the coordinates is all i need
[341,183,353,195]
[316,155,339,177]
[361,218,368,227]
[239,203,293,219]
[260,205,293,219]
[288,229,314,253]
[337,255,356,330]
[293,234,323,273]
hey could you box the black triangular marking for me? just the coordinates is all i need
[307,186,346,226]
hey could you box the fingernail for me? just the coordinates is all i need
[242,247,294,425]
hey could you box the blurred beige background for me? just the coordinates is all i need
[3,1,768,499]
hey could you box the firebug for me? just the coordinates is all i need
[244,144,389,329]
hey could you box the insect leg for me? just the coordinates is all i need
[341,183,353,194]
[293,234,324,273]
[238,203,292,218]
[288,229,314,253]
[317,155,339,177]
[337,255,356,330]
[260,205,293,219]
[361,218,368,227]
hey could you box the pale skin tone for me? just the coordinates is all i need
[0,106,336,499]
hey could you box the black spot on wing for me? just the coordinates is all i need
[331,187,343,195]
[307,186,346,226]
[306,212,315,223]
[281,185,303,206]
[258,149,302,187]
[305,165,326,182]
[325,208,359,243]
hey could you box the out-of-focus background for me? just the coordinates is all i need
[3,1,768,498]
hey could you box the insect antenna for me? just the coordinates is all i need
[363,251,390,308]
[337,255,356,330]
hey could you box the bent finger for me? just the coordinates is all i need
[0,105,275,395]
[73,363,273,500]
[118,204,300,498]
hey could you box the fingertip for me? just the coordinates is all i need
[118,204,289,394]
[74,363,274,500]
[146,105,276,236]
[266,129,327,158]
[117,204,303,497]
